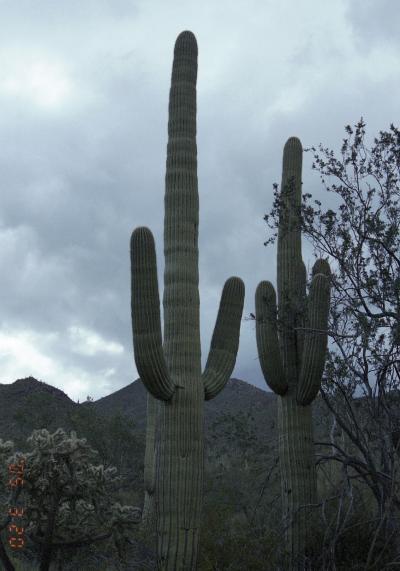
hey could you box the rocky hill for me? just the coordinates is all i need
[0,375,377,570]
[0,375,328,453]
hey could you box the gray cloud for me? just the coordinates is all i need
[345,0,400,51]
[0,0,398,401]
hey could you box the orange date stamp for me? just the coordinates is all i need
[8,458,26,549]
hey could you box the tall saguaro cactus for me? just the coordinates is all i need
[255,137,331,567]
[130,31,245,570]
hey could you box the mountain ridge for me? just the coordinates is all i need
[0,375,277,450]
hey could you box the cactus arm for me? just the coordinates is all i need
[130,226,176,401]
[255,280,288,395]
[296,259,331,405]
[202,277,245,401]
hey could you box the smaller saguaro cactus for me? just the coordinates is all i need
[255,137,331,567]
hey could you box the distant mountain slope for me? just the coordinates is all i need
[84,376,278,432]
[0,376,277,447]
[0,376,85,449]
[0,374,341,490]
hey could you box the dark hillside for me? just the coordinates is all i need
[0,375,372,569]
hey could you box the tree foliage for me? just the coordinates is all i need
[0,426,142,571]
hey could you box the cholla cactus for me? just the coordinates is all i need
[255,137,331,566]
[130,31,245,570]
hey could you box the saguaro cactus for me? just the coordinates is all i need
[255,137,331,567]
[130,31,245,570]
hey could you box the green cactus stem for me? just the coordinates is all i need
[141,392,159,535]
[130,31,245,570]
[255,137,331,567]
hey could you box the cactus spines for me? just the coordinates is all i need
[131,30,245,570]
[255,137,331,566]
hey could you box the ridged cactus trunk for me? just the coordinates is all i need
[255,137,331,568]
[141,392,159,533]
[130,31,245,570]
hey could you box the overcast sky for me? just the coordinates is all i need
[0,0,398,403]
